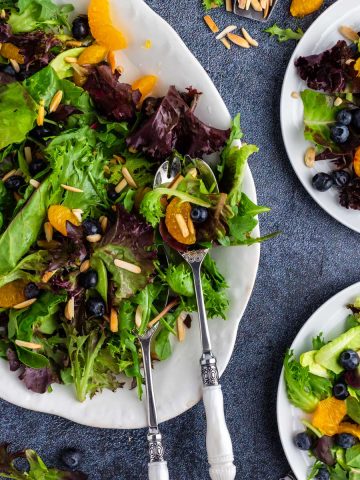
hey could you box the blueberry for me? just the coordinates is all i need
[4,175,24,192]
[312,173,334,192]
[336,433,357,449]
[190,206,208,223]
[72,16,90,40]
[108,187,120,201]
[333,381,349,400]
[78,269,98,289]
[315,467,330,480]
[294,432,313,450]
[330,123,350,144]
[60,448,81,469]
[332,170,351,187]
[336,109,352,126]
[86,296,105,317]
[352,109,360,132]
[24,282,41,300]
[29,158,47,177]
[83,218,101,236]
[30,124,58,140]
[340,349,360,370]
[0,63,16,76]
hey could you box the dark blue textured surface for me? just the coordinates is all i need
[1,1,353,479]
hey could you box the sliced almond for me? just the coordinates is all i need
[66,40,83,47]
[216,25,237,40]
[177,311,187,342]
[61,184,83,193]
[241,28,258,47]
[15,339,42,350]
[30,179,40,189]
[225,0,232,11]
[49,90,63,113]
[250,0,262,11]
[203,15,219,33]
[168,174,184,190]
[188,217,195,236]
[264,0,270,18]
[260,0,267,8]
[121,166,137,189]
[220,38,231,50]
[13,298,37,309]
[135,305,142,329]
[148,298,179,328]
[175,214,190,238]
[115,178,127,194]
[24,146,32,163]
[72,208,83,222]
[227,33,250,49]
[80,259,90,272]
[86,234,102,243]
[42,270,56,283]
[291,91,300,99]
[64,297,75,320]
[114,258,142,274]
[9,58,20,73]
[44,222,53,242]
[0,9,6,19]
[110,308,119,333]
[187,168,198,178]
[339,25,360,42]
[65,56,78,63]
[334,97,343,107]
[304,147,316,168]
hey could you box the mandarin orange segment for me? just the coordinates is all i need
[165,198,196,245]
[78,44,108,66]
[132,75,158,101]
[337,422,360,439]
[48,205,81,237]
[0,280,27,308]
[1,43,25,64]
[354,147,360,177]
[312,397,347,435]
[88,0,127,51]
[290,0,323,17]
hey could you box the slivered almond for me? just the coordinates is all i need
[245,0,251,9]
[24,146,32,163]
[66,40,83,47]
[168,174,184,190]
[100,216,108,232]
[241,28,258,47]
[80,259,90,272]
[264,0,270,18]
[227,33,250,49]
[61,184,83,193]
[15,339,42,349]
[220,38,231,50]
[304,147,316,168]
[49,90,63,113]
[291,91,300,99]
[72,208,83,222]
[187,168,198,178]
[203,15,219,33]
[135,305,142,329]
[177,311,187,342]
[216,25,237,40]
[30,179,40,189]
[65,56,78,63]
[260,0,267,8]
[42,270,56,283]
[122,166,137,188]
[2,169,17,182]
[339,25,360,42]
[114,258,141,274]
[148,298,179,328]
[13,298,37,309]
[64,297,75,320]
[334,97,343,107]
[238,0,247,7]
[225,0,232,11]
[250,0,262,11]
[110,308,119,332]
[44,222,53,242]
[9,58,20,73]
[115,178,127,194]
[37,99,45,126]
[175,214,189,238]
[86,234,102,243]
[0,9,6,19]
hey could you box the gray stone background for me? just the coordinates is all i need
[1,0,353,478]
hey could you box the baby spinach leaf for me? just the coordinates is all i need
[90,256,108,304]
[347,396,360,424]
[154,328,172,361]
[347,445,360,469]
[0,250,49,288]
[15,346,49,369]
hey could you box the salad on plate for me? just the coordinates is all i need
[284,297,360,480]
[0,0,273,402]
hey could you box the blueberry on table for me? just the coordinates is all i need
[60,448,82,469]
[312,173,334,192]
[336,109,352,126]
[24,282,40,300]
[72,16,90,40]
[333,381,349,400]
[330,123,349,144]
[335,433,357,449]
[315,467,330,480]
[29,158,47,177]
[190,206,208,223]
[339,349,360,370]
[294,432,313,450]
[86,296,105,318]
[352,109,360,132]
[83,218,101,236]
[332,170,351,187]
[78,269,98,289]
[4,175,24,191]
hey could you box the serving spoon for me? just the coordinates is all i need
[154,156,236,480]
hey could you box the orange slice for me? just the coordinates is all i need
[0,280,27,308]
[290,0,323,17]
[132,75,158,101]
[165,198,196,246]
[48,205,81,237]
[337,422,360,439]
[354,147,360,177]
[312,397,347,435]
[1,43,25,64]
[88,0,127,51]
[78,44,108,66]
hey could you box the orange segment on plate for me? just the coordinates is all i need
[88,0,127,51]
[78,44,108,66]
[0,280,27,308]
[354,147,360,177]
[311,397,347,435]
[0,43,25,64]
[132,75,158,101]
[337,422,360,439]
[48,205,81,237]
[290,0,323,17]
[165,198,196,245]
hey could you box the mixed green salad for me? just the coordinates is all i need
[0,0,274,401]
[284,297,360,480]
[295,27,360,209]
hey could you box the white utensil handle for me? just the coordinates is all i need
[203,385,236,480]
[148,461,169,480]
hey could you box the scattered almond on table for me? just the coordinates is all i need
[203,14,259,51]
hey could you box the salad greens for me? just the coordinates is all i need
[265,24,304,43]
[0,0,274,402]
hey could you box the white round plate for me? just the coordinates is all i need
[277,282,360,479]
[0,0,260,428]
[281,0,360,233]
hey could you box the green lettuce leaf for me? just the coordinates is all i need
[265,24,304,42]
[202,0,223,9]
[0,250,49,288]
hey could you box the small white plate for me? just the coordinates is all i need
[280,0,360,233]
[0,0,260,429]
[277,282,360,480]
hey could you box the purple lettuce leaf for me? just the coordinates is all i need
[340,179,360,210]
[83,64,141,122]
[6,348,21,371]
[0,23,11,42]
[126,86,230,160]
[48,223,88,271]
[49,105,82,123]
[295,40,355,92]
[313,436,335,466]
[18,366,56,394]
